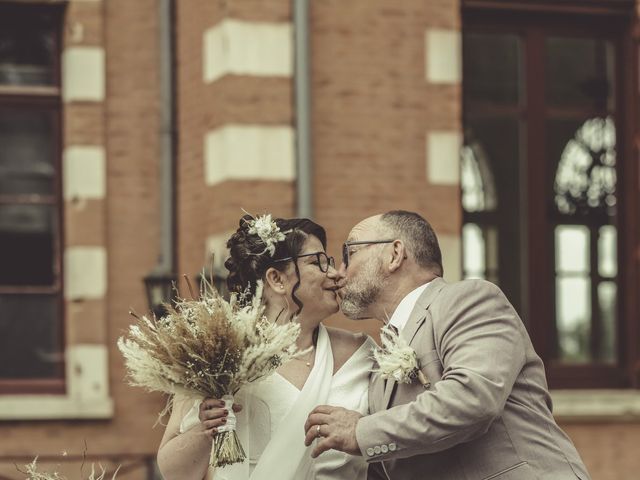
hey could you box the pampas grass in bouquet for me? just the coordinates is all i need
[21,457,119,480]
[118,277,304,468]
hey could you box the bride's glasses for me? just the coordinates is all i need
[272,251,336,273]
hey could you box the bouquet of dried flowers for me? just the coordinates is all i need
[117,278,304,468]
[373,325,430,387]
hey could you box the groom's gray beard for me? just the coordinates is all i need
[341,256,386,319]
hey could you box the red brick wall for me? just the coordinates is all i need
[175,1,295,285]
[102,0,166,458]
[2,2,640,480]
[562,422,640,478]
[311,0,461,336]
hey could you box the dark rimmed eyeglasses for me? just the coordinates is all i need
[342,240,395,269]
[272,251,336,273]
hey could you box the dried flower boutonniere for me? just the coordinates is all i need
[373,325,430,387]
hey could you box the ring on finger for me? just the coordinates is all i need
[316,425,321,438]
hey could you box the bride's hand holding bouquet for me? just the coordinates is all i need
[197,397,243,438]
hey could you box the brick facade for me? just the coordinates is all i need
[0,1,639,479]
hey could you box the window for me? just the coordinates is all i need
[462,4,638,388]
[0,3,65,393]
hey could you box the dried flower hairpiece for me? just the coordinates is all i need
[373,325,429,387]
[242,212,288,257]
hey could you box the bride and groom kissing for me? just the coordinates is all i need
[157,210,591,480]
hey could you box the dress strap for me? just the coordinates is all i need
[249,324,334,480]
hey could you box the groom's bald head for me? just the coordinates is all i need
[347,214,383,241]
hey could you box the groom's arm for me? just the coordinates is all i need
[356,280,527,462]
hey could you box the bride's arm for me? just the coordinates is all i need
[157,396,228,480]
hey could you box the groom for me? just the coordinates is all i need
[304,210,591,479]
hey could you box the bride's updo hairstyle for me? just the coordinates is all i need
[225,215,327,313]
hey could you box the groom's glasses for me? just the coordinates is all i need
[272,251,336,273]
[342,240,395,269]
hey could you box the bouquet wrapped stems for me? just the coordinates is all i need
[210,394,245,467]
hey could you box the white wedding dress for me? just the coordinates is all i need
[180,323,375,480]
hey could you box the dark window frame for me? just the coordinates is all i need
[0,2,66,394]
[462,5,639,389]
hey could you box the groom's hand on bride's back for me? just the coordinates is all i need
[304,405,362,458]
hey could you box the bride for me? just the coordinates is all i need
[157,215,376,480]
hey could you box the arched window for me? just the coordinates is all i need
[463,4,635,388]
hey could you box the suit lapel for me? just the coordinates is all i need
[382,277,446,409]
[381,373,396,410]
[370,371,384,413]
[401,277,446,347]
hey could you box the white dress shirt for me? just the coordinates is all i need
[388,282,431,333]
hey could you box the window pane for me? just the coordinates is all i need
[555,225,589,274]
[463,223,485,278]
[0,204,56,286]
[464,33,522,105]
[598,225,617,277]
[550,117,616,217]
[463,117,522,311]
[546,37,615,110]
[463,223,499,282]
[461,144,498,212]
[0,294,62,378]
[464,118,521,212]
[0,108,55,195]
[0,7,57,86]
[555,276,591,363]
[598,281,617,364]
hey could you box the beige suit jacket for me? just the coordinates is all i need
[356,278,591,480]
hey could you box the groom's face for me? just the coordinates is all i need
[337,217,387,320]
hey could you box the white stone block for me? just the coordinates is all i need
[67,344,109,401]
[63,146,106,200]
[204,124,295,185]
[64,247,107,300]
[439,234,462,282]
[427,131,461,185]
[62,47,105,102]
[0,342,113,420]
[425,29,461,84]
[205,230,235,271]
[203,19,293,83]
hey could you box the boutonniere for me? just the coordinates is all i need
[373,325,430,387]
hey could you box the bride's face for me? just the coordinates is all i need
[282,235,340,322]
